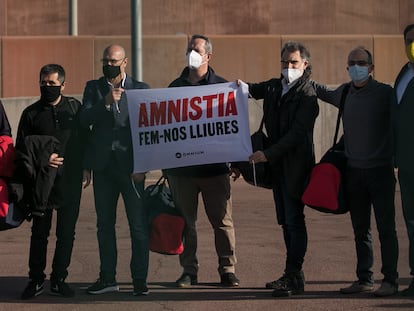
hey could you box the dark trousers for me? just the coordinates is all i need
[93,164,149,282]
[273,177,307,274]
[346,165,398,285]
[28,179,81,282]
[398,168,414,276]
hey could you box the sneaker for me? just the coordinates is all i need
[21,279,44,300]
[176,273,197,288]
[50,280,75,297]
[220,273,240,287]
[374,282,398,297]
[401,279,414,297]
[340,281,374,294]
[87,278,119,295]
[271,273,305,297]
[133,280,149,296]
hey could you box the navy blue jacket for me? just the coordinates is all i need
[80,76,149,173]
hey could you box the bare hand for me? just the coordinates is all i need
[49,153,64,168]
[248,151,268,163]
[105,87,124,106]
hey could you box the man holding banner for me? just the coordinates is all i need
[165,34,240,288]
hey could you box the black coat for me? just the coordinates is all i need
[80,76,149,173]
[248,76,319,199]
[394,63,414,171]
[15,96,85,211]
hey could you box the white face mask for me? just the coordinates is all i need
[282,68,303,84]
[187,50,203,70]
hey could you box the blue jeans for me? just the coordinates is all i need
[346,165,398,285]
[273,178,307,273]
[398,168,414,277]
[93,165,149,282]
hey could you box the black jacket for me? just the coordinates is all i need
[394,63,414,171]
[14,135,60,211]
[165,66,230,177]
[248,76,319,199]
[80,76,149,173]
[15,96,86,211]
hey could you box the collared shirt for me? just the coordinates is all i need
[281,77,299,97]
[396,63,414,104]
[106,73,127,89]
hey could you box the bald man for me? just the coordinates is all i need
[80,44,151,296]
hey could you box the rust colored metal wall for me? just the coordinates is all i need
[1,36,94,97]
[4,0,69,35]
[0,0,413,36]
[0,35,407,98]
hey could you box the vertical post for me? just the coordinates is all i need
[131,0,142,80]
[69,0,78,36]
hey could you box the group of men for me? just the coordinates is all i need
[5,24,414,300]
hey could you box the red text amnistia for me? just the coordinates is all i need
[138,91,238,127]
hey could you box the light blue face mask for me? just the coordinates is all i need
[348,65,369,83]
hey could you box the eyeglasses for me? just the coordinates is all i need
[101,58,125,65]
[348,60,370,66]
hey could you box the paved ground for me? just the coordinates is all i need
[0,172,413,311]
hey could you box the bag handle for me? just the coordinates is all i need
[147,175,167,196]
[332,83,350,147]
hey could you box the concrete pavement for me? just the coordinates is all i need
[0,173,413,311]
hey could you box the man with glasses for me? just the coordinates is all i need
[394,23,414,297]
[233,41,319,297]
[165,34,240,288]
[80,44,151,296]
[313,47,399,297]
[17,64,86,299]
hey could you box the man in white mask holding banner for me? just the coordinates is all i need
[234,41,319,298]
[164,34,240,288]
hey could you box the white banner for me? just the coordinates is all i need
[126,81,252,173]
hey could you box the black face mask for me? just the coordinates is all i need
[40,85,61,103]
[103,65,121,79]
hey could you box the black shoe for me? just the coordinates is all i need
[220,273,240,287]
[176,273,198,287]
[50,280,75,297]
[271,272,305,298]
[266,274,290,289]
[87,278,119,295]
[21,279,44,300]
[402,279,414,297]
[133,280,149,296]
